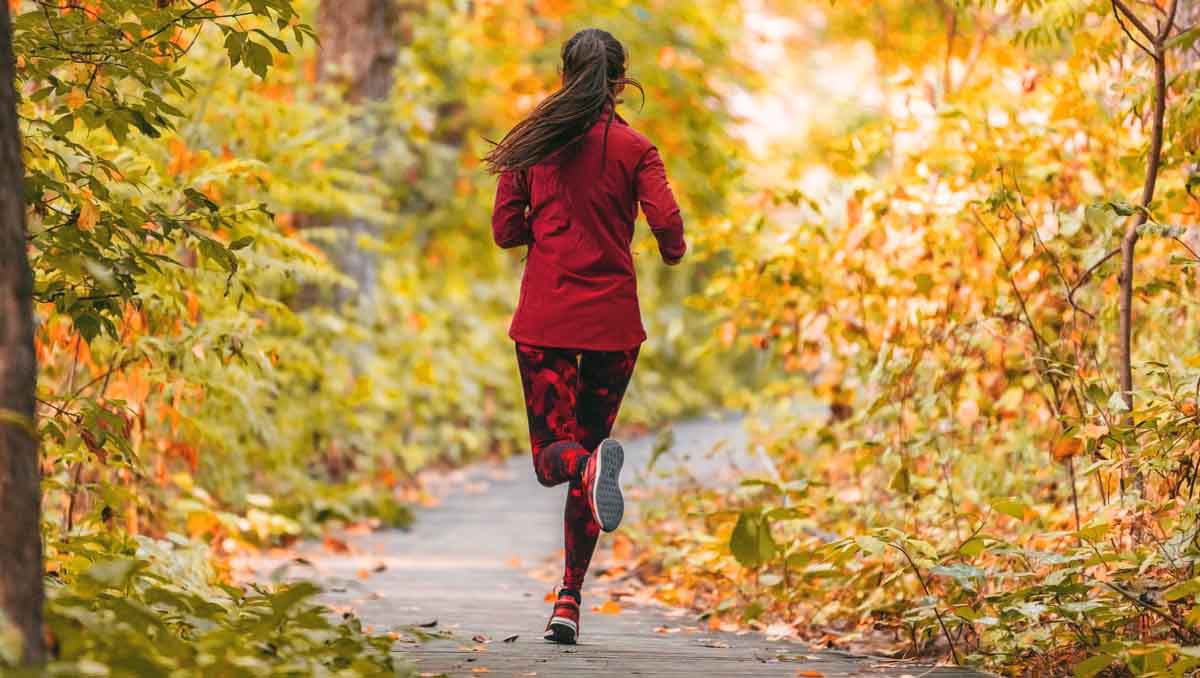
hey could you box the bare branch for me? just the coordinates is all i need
[1161,0,1180,40]
[1113,0,1155,57]
[1112,0,1157,43]
[972,208,1048,350]
[1066,247,1120,319]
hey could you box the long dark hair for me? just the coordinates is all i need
[484,28,643,174]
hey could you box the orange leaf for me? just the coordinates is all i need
[323,536,350,554]
[65,88,86,111]
[610,533,634,561]
[594,600,621,615]
[77,189,99,231]
[1052,437,1084,461]
[796,671,824,677]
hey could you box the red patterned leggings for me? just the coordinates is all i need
[514,342,639,590]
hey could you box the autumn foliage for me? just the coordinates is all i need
[628,1,1200,675]
[9,0,1200,675]
[5,0,745,672]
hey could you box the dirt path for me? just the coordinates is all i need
[255,417,982,677]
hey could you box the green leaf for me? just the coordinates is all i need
[855,535,885,556]
[73,312,101,344]
[929,563,986,591]
[1074,654,1116,678]
[889,465,910,494]
[268,581,322,616]
[1165,577,1200,602]
[229,236,255,250]
[83,558,142,588]
[1084,203,1119,232]
[959,537,987,557]
[914,273,933,294]
[243,41,274,79]
[989,497,1026,520]
[1167,25,1200,50]
[224,31,246,66]
[730,510,776,568]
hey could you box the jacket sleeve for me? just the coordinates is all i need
[635,146,687,263]
[492,170,533,249]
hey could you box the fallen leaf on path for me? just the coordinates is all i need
[472,634,490,644]
[594,600,622,615]
[323,536,350,554]
[356,569,370,580]
[416,619,438,628]
[697,638,730,648]
[502,634,519,643]
[470,668,490,674]
[796,671,824,677]
[543,591,556,603]
[507,555,522,568]
[653,626,680,634]
[373,561,387,572]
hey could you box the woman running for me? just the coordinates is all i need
[486,27,686,645]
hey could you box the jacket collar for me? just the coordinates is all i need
[600,103,628,126]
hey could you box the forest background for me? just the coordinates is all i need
[2,0,1200,676]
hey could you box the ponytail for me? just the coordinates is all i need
[484,28,643,174]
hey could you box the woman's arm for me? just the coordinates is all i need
[635,146,686,265]
[492,170,533,248]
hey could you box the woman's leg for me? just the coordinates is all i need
[514,343,589,487]
[561,346,640,590]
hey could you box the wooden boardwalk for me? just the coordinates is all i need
[257,418,983,677]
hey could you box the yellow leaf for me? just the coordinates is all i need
[414,360,434,385]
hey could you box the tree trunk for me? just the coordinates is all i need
[0,3,45,666]
[316,0,404,308]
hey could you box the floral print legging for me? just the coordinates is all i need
[514,342,639,590]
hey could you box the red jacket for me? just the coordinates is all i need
[492,112,686,351]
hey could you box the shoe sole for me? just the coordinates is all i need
[591,438,624,532]
[544,617,577,644]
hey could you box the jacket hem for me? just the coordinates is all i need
[509,329,647,353]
